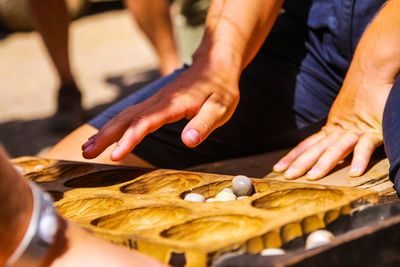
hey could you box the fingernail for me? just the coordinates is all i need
[284,167,298,179]
[83,143,95,153]
[306,168,320,179]
[349,166,361,177]
[273,161,286,172]
[82,139,94,150]
[111,145,121,159]
[184,129,200,145]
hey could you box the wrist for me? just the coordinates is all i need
[192,35,243,83]
[5,182,59,267]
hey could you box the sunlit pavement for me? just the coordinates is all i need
[0,10,160,156]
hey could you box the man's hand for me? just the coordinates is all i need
[82,62,239,161]
[273,72,392,180]
[80,0,284,162]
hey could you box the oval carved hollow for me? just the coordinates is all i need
[161,215,264,245]
[16,158,55,170]
[27,164,95,182]
[64,168,150,188]
[120,172,202,195]
[92,206,191,233]
[252,188,344,212]
[57,197,123,220]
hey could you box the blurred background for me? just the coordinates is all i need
[0,0,207,158]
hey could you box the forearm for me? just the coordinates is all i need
[329,0,400,125]
[193,0,283,81]
[348,0,400,84]
[0,147,33,264]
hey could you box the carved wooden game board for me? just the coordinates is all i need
[12,157,378,267]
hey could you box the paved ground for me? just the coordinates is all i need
[0,8,163,157]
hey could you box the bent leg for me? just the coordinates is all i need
[28,0,73,86]
[383,75,400,193]
[28,0,84,131]
[124,0,181,75]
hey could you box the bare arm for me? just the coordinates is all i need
[0,147,33,264]
[194,0,284,76]
[82,0,284,161]
[274,0,400,179]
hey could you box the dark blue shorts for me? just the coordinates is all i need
[90,0,386,169]
[383,76,400,193]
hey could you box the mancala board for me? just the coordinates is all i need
[12,157,379,267]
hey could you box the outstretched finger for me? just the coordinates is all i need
[283,131,342,179]
[110,100,190,161]
[181,93,238,147]
[82,102,148,159]
[306,132,359,180]
[273,131,327,173]
[349,133,382,177]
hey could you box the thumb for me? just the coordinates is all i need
[181,94,237,147]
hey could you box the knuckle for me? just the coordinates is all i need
[113,109,132,123]
[294,153,313,167]
[304,146,322,158]
[357,143,374,153]
[325,145,341,154]
[131,115,151,130]
[316,158,332,170]
[208,97,232,117]
[222,90,240,105]
[196,119,212,132]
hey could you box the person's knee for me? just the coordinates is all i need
[45,124,98,160]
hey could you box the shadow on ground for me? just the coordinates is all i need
[0,69,160,157]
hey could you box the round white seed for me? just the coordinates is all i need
[184,193,205,202]
[215,191,236,201]
[260,248,285,256]
[205,198,216,203]
[305,230,335,249]
[232,175,253,196]
[33,164,44,171]
[221,188,234,194]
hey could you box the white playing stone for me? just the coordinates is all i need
[221,188,234,194]
[305,230,335,249]
[205,198,216,203]
[237,196,249,200]
[33,164,44,171]
[260,248,285,256]
[232,175,253,196]
[215,191,236,201]
[184,193,205,202]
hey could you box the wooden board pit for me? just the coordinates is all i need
[12,157,379,267]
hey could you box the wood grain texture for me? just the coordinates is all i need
[11,157,380,267]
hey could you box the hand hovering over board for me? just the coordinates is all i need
[273,0,400,180]
[81,0,284,161]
